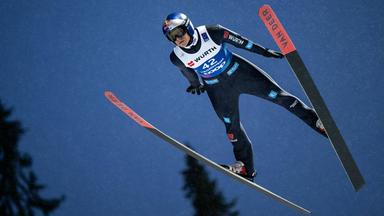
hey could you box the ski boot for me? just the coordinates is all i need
[221,161,256,182]
[316,118,325,132]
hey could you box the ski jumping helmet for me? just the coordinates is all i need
[162,12,195,42]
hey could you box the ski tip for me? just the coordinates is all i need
[258,4,271,16]
[104,91,119,103]
[104,90,114,98]
[258,4,296,55]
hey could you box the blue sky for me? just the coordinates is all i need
[1,0,384,215]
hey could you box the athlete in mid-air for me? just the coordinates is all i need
[162,12,327,181]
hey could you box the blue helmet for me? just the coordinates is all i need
[162,12,195,42]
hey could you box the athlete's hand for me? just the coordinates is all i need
[186,84,205,95]
[265,48,284,59]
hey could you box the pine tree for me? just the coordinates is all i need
[0,101,65,216]
[181,146,239,216]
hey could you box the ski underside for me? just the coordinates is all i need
[104,91,311,215]
[258,5,364,191]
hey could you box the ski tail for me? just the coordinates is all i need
[258,5,365,191]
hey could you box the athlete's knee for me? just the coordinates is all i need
[220,116,238,142]
[270,90,302,110]
[224,125,242,143]
[227,131,253,153]
[225,126,241,143]
[227,132,238,143]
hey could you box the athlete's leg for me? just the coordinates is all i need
[233,54,327,137]
[205,83,256,175]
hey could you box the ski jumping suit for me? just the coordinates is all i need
[170,25,326,175]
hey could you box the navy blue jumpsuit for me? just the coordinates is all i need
[170,25,326,176]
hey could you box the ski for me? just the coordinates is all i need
[104,91,311,215]
[258,5,364,191]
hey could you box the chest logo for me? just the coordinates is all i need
[188,46,218,67]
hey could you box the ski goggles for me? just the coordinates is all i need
[166,27,187,42]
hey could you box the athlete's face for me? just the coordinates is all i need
[167,27,191,47]
[174,33,190,47]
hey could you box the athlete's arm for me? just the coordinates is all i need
[170,52,201,87]
[206,25,283,58]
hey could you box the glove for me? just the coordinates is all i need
[186,84,205,95]
[264,48,284,59]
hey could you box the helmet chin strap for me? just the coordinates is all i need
[184,29,198,49]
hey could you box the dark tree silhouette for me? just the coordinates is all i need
[181,146,239,216]
[0,101,64,216]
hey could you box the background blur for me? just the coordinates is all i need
[1,0,383,215]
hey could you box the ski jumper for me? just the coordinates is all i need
[170,25,326,175]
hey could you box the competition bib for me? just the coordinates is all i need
[174,26,232,78]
